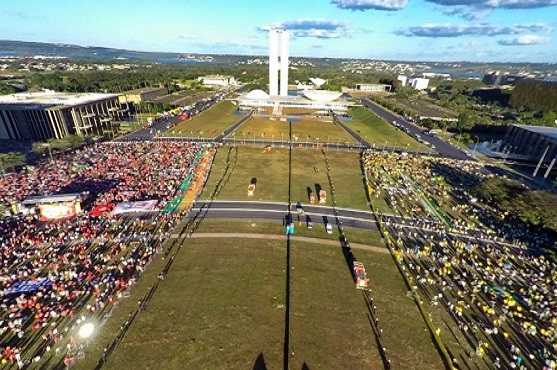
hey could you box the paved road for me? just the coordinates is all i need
[190,200,379,231]
[360,99,471,161]
[117,89,241,141]
[171,232,389,254]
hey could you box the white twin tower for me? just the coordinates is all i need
[268,28,289,97]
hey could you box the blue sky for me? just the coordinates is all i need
[1,0,557,62]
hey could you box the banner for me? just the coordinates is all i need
[248,184,255,197]
[113,200,159,214]
[179,180,191,192]
[162,197,183,215]
[319,190,327,205]
[5,278,52,295]
[90,203,115,217]
[39,203,78,220]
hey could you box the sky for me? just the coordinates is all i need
[1,0,557,63]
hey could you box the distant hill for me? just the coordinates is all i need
[0,40,238,64]
[1,39,556,73]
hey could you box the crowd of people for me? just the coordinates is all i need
[363,150,557,369]
[0,141,213,368]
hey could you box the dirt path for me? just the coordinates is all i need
[170,232,390,254]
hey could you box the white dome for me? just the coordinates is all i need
[244,89,270,100]
[302,90,343,102]
[309,78,327,87]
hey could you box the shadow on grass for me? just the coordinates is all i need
[314,183,322,201]
[252,352,268,370]
[339,235,356,282]
[362,290,391,369]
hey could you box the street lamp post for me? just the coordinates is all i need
[473,136,480,152]
[502,146,510,164]
[43,143,53,162]
[0,155,5,180]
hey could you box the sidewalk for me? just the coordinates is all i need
[169,232,390,254]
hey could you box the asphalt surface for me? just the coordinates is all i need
[117,90,234,141]
[190,200,379,231]
[360,99,471,161]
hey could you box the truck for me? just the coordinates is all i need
[353,261,369,290]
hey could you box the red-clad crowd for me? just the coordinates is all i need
[0,141,209,368]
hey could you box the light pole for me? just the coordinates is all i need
[473,136,480,152]
[43,143,53,162]
[502,146,510,164]
[0,155,5,180]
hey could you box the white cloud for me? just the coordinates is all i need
[260,19,350,39]
[331,0,409,11]
[498,34,550,45]
[427,0,557,18]
[396,22,552,37]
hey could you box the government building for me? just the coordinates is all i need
[0,91,126,141]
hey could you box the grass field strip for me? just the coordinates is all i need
[194,199,379,215]
[320,149,393,368]
[331,111,370,147]
[189,207,377,223]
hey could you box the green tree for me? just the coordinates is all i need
[543,111,557,126]
[0,152,26,171]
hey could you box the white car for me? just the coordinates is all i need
[326,223,333,234]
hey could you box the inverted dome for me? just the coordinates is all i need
[302,90,343,102]
[244,89,270,100]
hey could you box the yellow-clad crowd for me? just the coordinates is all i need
[363,150,556,370]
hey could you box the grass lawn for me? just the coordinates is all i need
[162,100,240,138]
[357,251,445,370]
[234,116,357,144]
[281,107,318,115]
[289,242,381,369]
[79,238,287,370]
[188,219,384,247]
[201,146,370,210]
[77,237,441,370]
[345,107,428,151]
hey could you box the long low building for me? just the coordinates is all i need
[235,89,353,113]
[0,91,127,141]
[118,87,168,104]
[198,75,235,87]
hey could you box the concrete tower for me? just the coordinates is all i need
[268,29,280,96]
[279,30,289,97]
[269,29,289,96]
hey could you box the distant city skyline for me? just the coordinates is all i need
[1,0,557,63]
